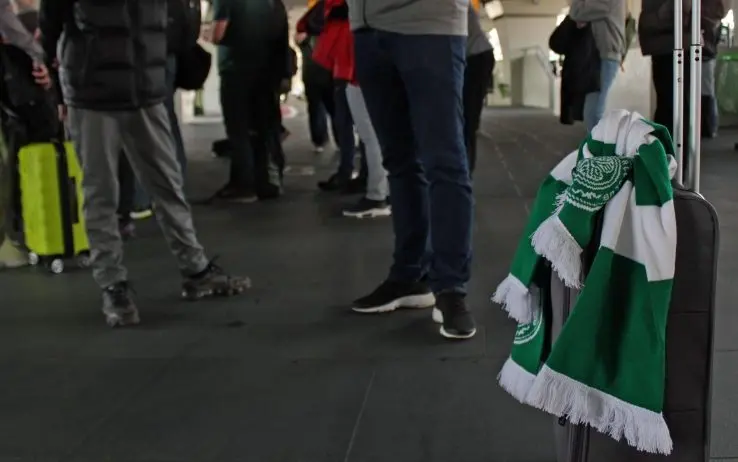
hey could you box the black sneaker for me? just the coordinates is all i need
[352,280,435,314]
[182,261,251,300]
[342,177,367,195]
[432,292,477,340]
[210,184,258,204]
[342,197,391,219]
[318,173,351,192]
[102,282,140,327]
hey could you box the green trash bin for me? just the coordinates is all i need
[715,49,738,116]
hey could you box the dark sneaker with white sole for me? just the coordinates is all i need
[102,282,140,327]
[342,198,391,219]
[182,261,251,300]
[433,292,476,340]
[353,280,435,314]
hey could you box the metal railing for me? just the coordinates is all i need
[519,45,557,111]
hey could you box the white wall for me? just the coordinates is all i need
[606,51,653,117]
[495,15,560,109]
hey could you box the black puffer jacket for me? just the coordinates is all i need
[639,0,728,58]
[40,0,168,110]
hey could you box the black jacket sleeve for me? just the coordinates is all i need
[39,0,71,67]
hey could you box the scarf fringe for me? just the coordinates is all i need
[491,275,535,324]
[530,214,582,289]
[497,357,537,403]
[526,365,674,455]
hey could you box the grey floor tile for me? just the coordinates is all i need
[212,361,374,462]
[347,358,555,462]
[0,359,166,458]
[71,359,281,462]
[187,314,487,360]
[710,351,738,459]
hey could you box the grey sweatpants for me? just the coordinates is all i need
[345,84,389,201]
[67,104,209,289]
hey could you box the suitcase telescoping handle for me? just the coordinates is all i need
[673,0,703,192]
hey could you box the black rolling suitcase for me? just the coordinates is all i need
[552,0,720,459]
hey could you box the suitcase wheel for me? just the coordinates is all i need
[47,259,64,275]
[28,253,40,266]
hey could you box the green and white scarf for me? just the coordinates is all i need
[493,110,678,455]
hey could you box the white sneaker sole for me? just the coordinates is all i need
[432,308,477,340]
[343,207,392,219]
[432,307,443,324]
[352,293,435,314]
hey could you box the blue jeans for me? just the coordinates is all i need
[583,58,620,132]
[354,30,473,293]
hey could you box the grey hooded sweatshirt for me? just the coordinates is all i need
[347,0,469,36]
[569,0,626,62]
[0,0,43,61]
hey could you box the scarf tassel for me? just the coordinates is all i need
[530,214,583,289]
[526,365,674,455]
[492,275,537,324]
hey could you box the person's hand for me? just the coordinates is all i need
[295,32,307,44]
[32,62,52,89]
[576,21,587,28]
[58,105,67,122]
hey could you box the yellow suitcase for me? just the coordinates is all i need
[18,141,89,274]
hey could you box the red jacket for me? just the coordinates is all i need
[309,0,356,83]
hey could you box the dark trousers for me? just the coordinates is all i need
[333,80,356,177]
[354,30,473,294]
[651,54,694,172]
[651,54,693,138]
[463,49,495,175]
[117,152,135,225]
[220,71,283,195]
[304,73,339,147]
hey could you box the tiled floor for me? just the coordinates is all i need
[1,108,735,462]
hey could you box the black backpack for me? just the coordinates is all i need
[0,44,60,143]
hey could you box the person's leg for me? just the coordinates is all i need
[343,84,390,218]
[304,77,329,147]
[317,80,355,191]
[701,58,717,138]
[251,89,284,199]
[394,33,475,339]
[321,77,341,148]
[393,34,472,292]
[351,29,434,313]
[121,104,250,298]
[593,58,619,121]
[165,54,188,175]
[117,153,136,240]
[651,54,673,130]
[217,72,257,202]
[582,58,619,132]
[463,50,494,176]
[67,107,140,326]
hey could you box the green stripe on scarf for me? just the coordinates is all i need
[493,110,677,455]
